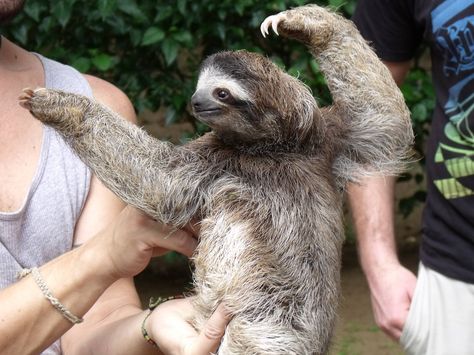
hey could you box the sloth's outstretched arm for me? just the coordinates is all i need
[20,88,208,226]
[262,6,414,181]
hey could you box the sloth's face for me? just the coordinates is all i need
[192,50,319,148]
[191,64,264,142]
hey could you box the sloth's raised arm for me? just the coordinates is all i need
[262,6,414,180]
[20,88,210,226]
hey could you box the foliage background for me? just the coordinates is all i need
[2,0,433,220]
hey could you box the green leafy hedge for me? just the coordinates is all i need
[3,0,356,127]
[3,0,432,216]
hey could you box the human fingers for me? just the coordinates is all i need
[121,207,198,257]
[183,220,201,238]
[372,286,411,340]
[186,304,232,355]
[149,298,199,354]
[151,228,198,257]
[370,267,416,340]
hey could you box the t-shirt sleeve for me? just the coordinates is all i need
[352,0,423,62]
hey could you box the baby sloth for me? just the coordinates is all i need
[21,5,413,355]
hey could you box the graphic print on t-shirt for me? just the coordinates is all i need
[431,0,474,199]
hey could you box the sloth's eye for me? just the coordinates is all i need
[215,89,230,101]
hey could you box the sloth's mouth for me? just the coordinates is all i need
[194,108,222,117]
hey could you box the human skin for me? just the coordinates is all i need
[348,60,418,341]
[0,32,228,355]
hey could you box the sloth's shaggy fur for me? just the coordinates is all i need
[21,5,413,354]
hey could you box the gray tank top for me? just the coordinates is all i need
[0,54,92,355]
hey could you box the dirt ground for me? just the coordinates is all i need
[134,247,419,355]
[329,248,418,355]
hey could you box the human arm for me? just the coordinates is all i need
[348,175,417,341]
[347,60,417,341]
[0,75,200,354]
[68,296,232,355]
[0,205,197,355]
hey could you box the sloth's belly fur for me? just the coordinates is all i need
[191,206,343,355]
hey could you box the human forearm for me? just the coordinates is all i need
[348,175,417,340]
[0,236,116,354]
[348,175,399,276]
[63,305,158,355]
[63,294,232,355]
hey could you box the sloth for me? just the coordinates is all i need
[20,5,413,355]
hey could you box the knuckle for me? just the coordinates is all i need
[204,325,224,340]
[174,231,191,247]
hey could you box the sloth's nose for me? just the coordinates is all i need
[191,92,204,110]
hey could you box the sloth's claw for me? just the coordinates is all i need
[18,88,37,110]
[260,17,270,37]
[260,13,286,37]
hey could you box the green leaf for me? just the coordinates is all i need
[328,0,346,10]
[117,0,147,22]
[105,15,127,34]
[177,0,186,15]
[218,10,226,20]
[411,103,428,123]
[71,57,91,73]
[161,39,179,66]
[98,0,117,18]
[51,0,76,28]
[154,6,173,22]
[235,3,246,15]
[23,2,45,22]
[11,23,30,45]
[92,53,113,71]
[142,27,165,46]
[129,29,142,46]
[172,31,192,45]
[343,1,357,16]
[38,16,53,33]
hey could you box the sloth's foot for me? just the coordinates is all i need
[19,88,87,130]
[260,13,287,37]
[260,6,337,50]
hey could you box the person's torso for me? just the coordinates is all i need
[353,0,474,282]
[412,0,474,282]
[0,53,92,287]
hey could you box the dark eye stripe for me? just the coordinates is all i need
[235,100,262,123]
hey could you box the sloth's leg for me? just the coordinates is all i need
[262,6,414,179]
[20,88,88,134]
[20,88,206,226]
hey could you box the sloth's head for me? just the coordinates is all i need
[191,50,324,152]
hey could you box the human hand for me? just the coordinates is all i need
[88,206,198,280]
[148,298,231,355]
[366,262,417,340]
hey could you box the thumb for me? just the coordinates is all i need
[190,304,232,355]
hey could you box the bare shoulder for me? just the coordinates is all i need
[84,74,137,124]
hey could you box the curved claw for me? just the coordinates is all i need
[18,88,35,110]
[260,13,286,38]
[18,88,47,111]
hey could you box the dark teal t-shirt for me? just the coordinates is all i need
[353,0,474,283]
